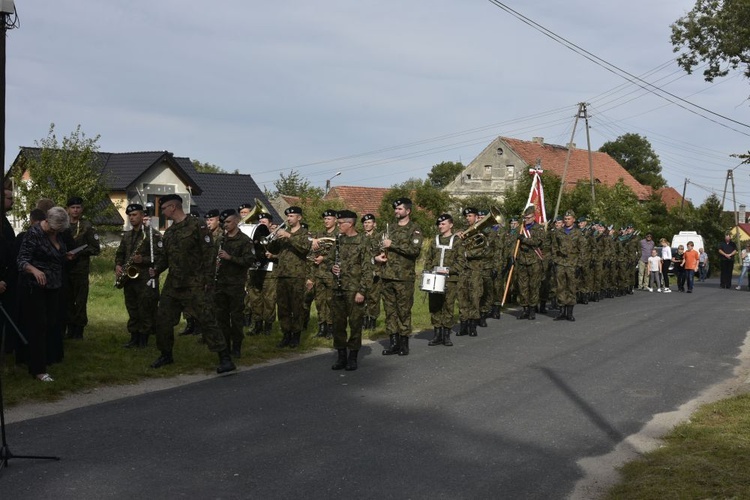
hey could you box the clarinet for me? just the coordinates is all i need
[214,231,225,283]
[146,219,156,289]
[334,234,344,297]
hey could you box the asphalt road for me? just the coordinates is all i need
[1,278,748,499]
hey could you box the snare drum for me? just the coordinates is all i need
[420,271,446,294]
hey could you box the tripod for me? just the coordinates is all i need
[0,301,60,468]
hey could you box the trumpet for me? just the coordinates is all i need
[261,222,288,246]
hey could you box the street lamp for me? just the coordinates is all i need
[325,172,341,195]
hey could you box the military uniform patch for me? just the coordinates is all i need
[413,239,420,244]
[94,234,99,240]
[204,235,211,243]
[157,241,163,248]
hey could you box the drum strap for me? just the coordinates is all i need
[435,235,455,269]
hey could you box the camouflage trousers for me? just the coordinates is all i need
[331,291,365,350]
[458,268,482,321]
[364,276,382,319]
[277,277,306,334]
[246,272,276,322]
[155,286,227,354]
[314,278,334,325]
[429,280,458,329]
[555,265,577,306]
[214,284,246,345]
[123,278,159,335]
[479,269,494,315]
[381,278,415,336]
[515,260,542,307]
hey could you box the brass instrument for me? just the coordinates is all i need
[380,223,390,258]
[239,199,272,225]
[261,222,288,246]
[115,230,147,289]
[461,206,505,250]
[307,236,336,262]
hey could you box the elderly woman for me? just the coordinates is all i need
[17,206,69,382]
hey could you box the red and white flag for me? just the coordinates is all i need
[525,165,547,225]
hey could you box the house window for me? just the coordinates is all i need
[506,165,514,179]
[484,165,492,180]
[466,174,472,180]
[497,147,504,156]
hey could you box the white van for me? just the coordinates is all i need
[668,231,705,275]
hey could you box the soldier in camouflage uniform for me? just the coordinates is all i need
[214,209,256,359]
[514,206,545,320]
[489,220,508,319]
[376,198,423,356]
[457,207,486,336]
[266,206,311,348]
[550,209,584,321]
[576,216,593,304]
[309,209,338,338]
[246,212,277,336]
[149,194,236,373]
[424,214,465,347]
[115,203,162,349]
[328,210,374,371]
[476,209,497,327]
[361,213,382,330]
[62,196,101,339]
[590,221,607,301]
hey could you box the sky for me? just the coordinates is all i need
[5,1,750,209]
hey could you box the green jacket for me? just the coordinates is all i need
[380,219,423,281]
[115,225,163,282]
[156,216,214,289]
[267,226,311,279]
[216,230,256,286]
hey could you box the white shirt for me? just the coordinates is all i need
[661,245,672,261]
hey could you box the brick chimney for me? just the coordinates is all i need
[740,204,746,223]
[567,142,576,149]
[531,137,544,145]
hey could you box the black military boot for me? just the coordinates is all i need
[554,306,567,321]
[263,321,273,335]
[123,332,139,349]
[518,307,530,320]
[150,351,174,369]
[551,298,558,310]
[316,323,327,338]
[566,305,576,322]
[398,336,410,356]
[468,319,478,337]
[179,318,196,336]
[325,324,334,339]
[491,305,501,319]
[369,317,377,330]
[442,327,453,347]
[382,334,401,355]
[217,349,237,374]
[345,350,359,371]
[539,301,547,314]
[276,331,292,348]
[581,293,589,305]
[332,348,347,370]
[528,307,536,320]
[456,321,468,336]
[478,314,488,327]
[288,332,301,348]
[249,320,263,336]
[231,340,242,359]
[138,333,149,348]
[428,327,443,346]
[243,313,252,328]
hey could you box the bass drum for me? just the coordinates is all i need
[239,223,271,260]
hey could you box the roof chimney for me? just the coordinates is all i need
[740,204,747,223]
[531,137,544,145]
[567,142,576,149]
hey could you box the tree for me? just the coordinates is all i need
[427,161,464,189]
[12,123,116,225]
[599,133,667,189]
[671,0,750,83]
[265,170,324,199]
[191,160,238,174]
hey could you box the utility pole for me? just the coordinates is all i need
[680,178,688,212]
[553,103,585,220]
[582,103,595,203]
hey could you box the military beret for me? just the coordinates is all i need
[509,217,519,223]
[523,206,536,217]
[300,222,309,229]
[361,213,375,223]
[160,194,182,205]
[554,216,563,222]
[258,212,272,222]
[392,198,412,208]
[285,206,303,215]
[189,210,201,218]
[125,203,144,215]
[337,210,357,220]
[436,213,452,225]
[322,209,337,218]
[66,196,83,207]
[462,207,478,216]
[238,203,253,211]
[577,215,590,223]
[477,209,489,217]
[204,209,220,219]
[564,209,576,218]
[219,208,237,223]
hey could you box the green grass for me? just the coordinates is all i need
[1,248,436,406]
[606,394,750,499]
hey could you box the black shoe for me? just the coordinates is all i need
[332,348,347,370]
[276,331,291,348]
[442,327,453,347]
[150,352,174,368]
[325,324,334,339]
[554,306,567,321]
[263,321,273,335]
[468,319,478,337]
[230,341,242,359]
[581,293,589,305]
[456,321,468,336]
[243,314,252,328]
[316,323,327,338]
[567,305,576,322]
[538,302,547,314]
[478,315,488,327]
[179,318,196,336]
[398,336,410,356]
[123,333,139,349]
[528,308,536,320]
[137,334,149,348]
[288,332,301,348]
[490,305,501,319]
[345,350,359,371]
[518,307,530,320]
[382,334,400,355]
[248,321,263,336]
[428,327,443,346]
[217,350,237,374]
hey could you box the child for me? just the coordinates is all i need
[647,248,663,292]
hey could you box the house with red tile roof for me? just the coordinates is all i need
[323,185,391,219]
[444,136,652,202]
[653,186,686,210]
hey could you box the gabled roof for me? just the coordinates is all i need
[501,137,652,200]
[12,148,203,195]
[324,186,390,218]
[189,167,281,221]
[736,223,750,239]
[654,186,685,210]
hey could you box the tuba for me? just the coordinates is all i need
[239,199,272,225]
[461,206,505,250]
